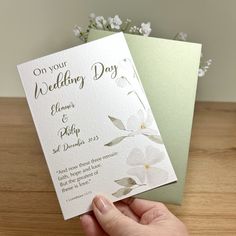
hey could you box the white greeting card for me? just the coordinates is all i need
[17,33,177,220]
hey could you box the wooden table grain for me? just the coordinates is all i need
[0,98,235,236]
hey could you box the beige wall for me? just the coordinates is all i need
[0,0,235,101]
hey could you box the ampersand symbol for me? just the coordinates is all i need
[62,114,68,123]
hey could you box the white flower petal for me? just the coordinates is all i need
[145,109,153,127]
[146,167,169,186]
[137,109,145,123]
[115,77,129,88]
[127,115,140,131]
[127,167,146,183]
[141,128,159,136]
[128,130,142,137]
[114,15,122,25]
[127,148,145,166]
[145,146,165,164]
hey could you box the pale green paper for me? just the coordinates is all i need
[88,30,201,204]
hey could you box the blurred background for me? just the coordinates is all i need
[0,0,235,101]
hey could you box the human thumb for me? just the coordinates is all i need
[92,195,141,236]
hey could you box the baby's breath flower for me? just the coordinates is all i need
[89,13,96,20]
[129,25,140,33]
[72,13,212,79]
[175,32,188,41]
[95,16,107,29]
[108,15,122,30]
[73,25,83,37]
[198,68,205,77]
[139,22,152,36]
[198,59,212,77]
[207,59,212,66]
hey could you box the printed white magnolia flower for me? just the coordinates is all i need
[108,15,122,29]
[116,76,131,88]
[127,109,158,136]
[95,16,107,29]
[73,25,83,37]
[139,22,152,36]
[127,146,168,185]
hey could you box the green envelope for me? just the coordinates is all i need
[88,29,201,204]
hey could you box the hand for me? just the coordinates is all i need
[80,195,188,236]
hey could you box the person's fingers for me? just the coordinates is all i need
[92,195,144,236]
[122,197,169,219]
[80,213,107,236]
[114,201,139,222]
[139,204,170,225]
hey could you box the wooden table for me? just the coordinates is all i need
[0,98,235,235]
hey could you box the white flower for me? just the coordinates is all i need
[95,16,107,29]
[108,15,122,29]
[198,68,205,77]
[206,59,212,66]
[177,32,188,41]
[129,26,139,33]
[127,146,168,186]
[127,109,158,136]
[139,22,152,36]
[89,13,96,19]
[116,76,130,88]
[73,25,83,37]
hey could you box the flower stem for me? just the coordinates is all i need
[128,90,146,110]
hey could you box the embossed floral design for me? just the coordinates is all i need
[127,146,168,186]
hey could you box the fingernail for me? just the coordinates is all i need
[93,195,112,214]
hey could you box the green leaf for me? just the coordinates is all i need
[108,116,126,130]
[104,136,127,146]
[115,177,137,187]
[112,187,132,198]
[145,134,163,144]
